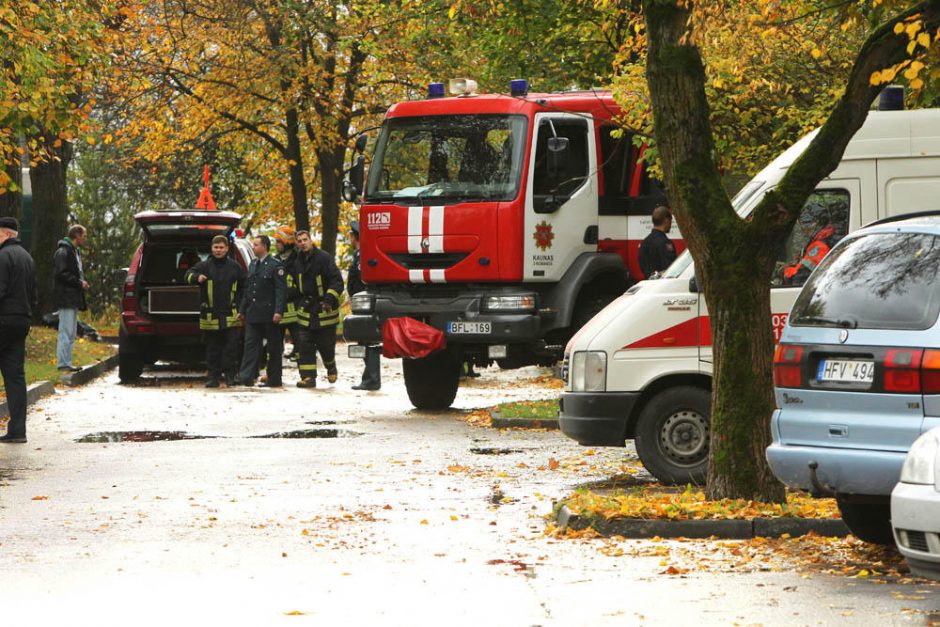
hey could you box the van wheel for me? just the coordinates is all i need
[118,352,143,383]
[836,497,894,545]
[634,386,710,485]
[402,349,461,410]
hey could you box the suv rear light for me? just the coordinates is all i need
[124,272,137,299]
[921,350,940,394]
[884,348,923,393]
[773,344,803,388]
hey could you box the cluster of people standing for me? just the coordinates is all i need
[188,222,380,392]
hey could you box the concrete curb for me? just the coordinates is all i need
[0,380,55,418]
[556,505,850,539]
[61,354,119,387]
[490,410,559,430]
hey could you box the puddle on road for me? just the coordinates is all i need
[304,420,354,426]
[76,431,217,443]
[251,429,361,439]
[470,447,523,455]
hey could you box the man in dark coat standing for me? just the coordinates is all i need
[236,235,286,387]
[0,217,38,443]
[54,224,89,372]
[347,221,380,391]
[185,235,245,387]
[638,206,677,279]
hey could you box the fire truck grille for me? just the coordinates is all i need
[388,253,468,270]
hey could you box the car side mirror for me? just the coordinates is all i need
[547,136,569,180]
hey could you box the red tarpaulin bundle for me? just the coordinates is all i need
[381,317,446,359]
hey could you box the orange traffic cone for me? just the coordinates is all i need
[195,164,217,210]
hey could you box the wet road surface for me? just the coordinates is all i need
[1,351,938,625]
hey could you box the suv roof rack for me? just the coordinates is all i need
[865,210,940,227]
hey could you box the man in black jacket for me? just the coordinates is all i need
[347,221,380,391]
[54,224,89,372]
[184,235,246,387]
[294,230,344,389]
[236,235,286,387]
[638,206,677,279]
[0,217,37,443]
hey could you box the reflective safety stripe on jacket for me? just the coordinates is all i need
[198,280,242,330]
[298,274,340,328]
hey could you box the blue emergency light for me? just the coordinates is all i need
[428,83,445,99]
[510,79,528,97]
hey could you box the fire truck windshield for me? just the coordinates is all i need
[366,114,528,206]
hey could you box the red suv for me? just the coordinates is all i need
[118,210,254,382]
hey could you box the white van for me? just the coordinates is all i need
[559,105,940,484]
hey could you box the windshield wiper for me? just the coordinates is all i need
[797,315,858,328]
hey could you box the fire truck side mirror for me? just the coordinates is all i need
[343,155,366,203]
[547,136,569,180]
[355,134,368,154]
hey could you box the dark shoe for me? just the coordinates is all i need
[232,378,255,387]
[327,369,338,384]
[352,383,380,391]
[205,379,220,388]
[58,365,83,373]
[296,378,317,389]
[0,434,27,443]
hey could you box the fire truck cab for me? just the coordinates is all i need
[559,104,940,484]
[344,82,678,409]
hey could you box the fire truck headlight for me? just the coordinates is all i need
[483,295,536,311]
[571,351,606,392]
[351,292,374,314]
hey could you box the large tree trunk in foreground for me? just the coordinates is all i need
[642,0,940,501]
[30,135,72,314]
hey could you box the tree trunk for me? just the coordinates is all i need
[30,135,72,315]
[317,147,345,256]
[285,107,310,232]
[0,160,22,220]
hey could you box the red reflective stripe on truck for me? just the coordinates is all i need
[622,317,702,349]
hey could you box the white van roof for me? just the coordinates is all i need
[755,109,940,182]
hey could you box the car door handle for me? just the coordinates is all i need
[828,425,848,438]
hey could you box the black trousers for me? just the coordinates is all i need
[204,327,240,382]
[360,345,381,388]
[297,325,337,380]
[0,320,29,437]
[240,321,283,384]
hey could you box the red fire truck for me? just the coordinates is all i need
[343,80,680,409]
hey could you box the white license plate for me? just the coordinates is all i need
[817,359,875,384]
[447,321,491,334]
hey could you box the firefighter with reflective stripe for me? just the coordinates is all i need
[273,225,302,359]
[184,235,245,387]
[783,223,838,286]
[294,230,344,388]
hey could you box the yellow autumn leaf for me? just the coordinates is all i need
[420,519,428,525]
[811,48,822,59]
[869,70,883,86]
[917,32,931,48]
[894,22,905,35]
[911,78,925,90]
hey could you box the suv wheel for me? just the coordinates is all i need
[402,349,461,410]
[118,352,143,383]
[836,496,894,545]
[634,386,710,485]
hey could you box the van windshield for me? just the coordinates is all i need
[366,114,528,206]
[790,232,940,330]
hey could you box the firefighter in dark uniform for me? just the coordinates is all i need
[294,230,344,388]
[347,221,380,391]
[184,235,245,388]
[0,217,38,443]
[273,225,302,360]
[236,235,287,387]
[638,205,677,279]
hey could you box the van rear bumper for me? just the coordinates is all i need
[559,391,639,446]
[766,443,906,496]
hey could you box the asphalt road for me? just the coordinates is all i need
[1,351,938,625]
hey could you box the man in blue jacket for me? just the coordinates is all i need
[236,235,286,387]
[0,217,38,443]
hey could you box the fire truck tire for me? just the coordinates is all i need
[402,350,461,410]
[572,293,616,332]
[634,386,710,485]
[835,497,894,545]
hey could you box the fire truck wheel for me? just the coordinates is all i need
[572,294,615,332]
[402,350,461,410]
[634,386,710,485]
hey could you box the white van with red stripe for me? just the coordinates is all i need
[559,103,940,484]
[344,82,680,409]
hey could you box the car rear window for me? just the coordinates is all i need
[791,232,940,330]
